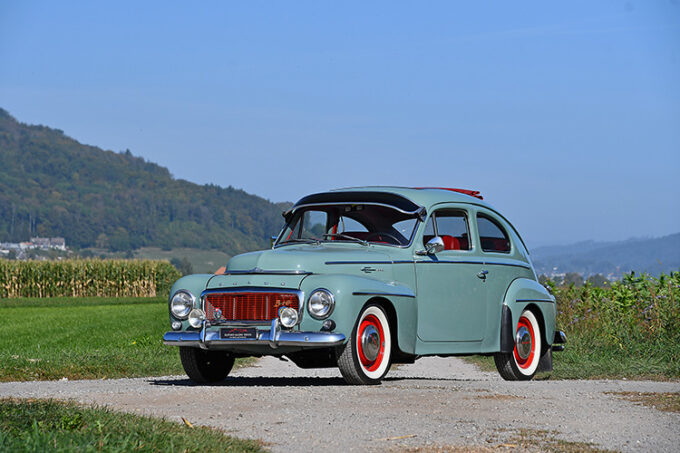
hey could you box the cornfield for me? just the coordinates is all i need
[0,259,181,298]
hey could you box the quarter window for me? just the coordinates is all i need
[422,210,471,251]
[477,214,511,253]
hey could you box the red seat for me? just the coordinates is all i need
[440,235,460,250]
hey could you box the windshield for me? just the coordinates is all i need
[277,204,419,247]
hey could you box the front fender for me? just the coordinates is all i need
[501,278,556,349]
[299,274,417,353]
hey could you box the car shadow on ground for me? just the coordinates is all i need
[148,376,348,387]
[148,375,476,387]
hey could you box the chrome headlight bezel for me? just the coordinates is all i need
[170,290,195,320]
[279,306,299,328]
[188,308,205,328]
[307,289,335,320]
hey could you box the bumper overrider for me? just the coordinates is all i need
[163,319,346,350]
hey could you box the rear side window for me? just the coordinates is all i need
[477,214,511,253]
[422,210,471,251]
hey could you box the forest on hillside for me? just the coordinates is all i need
[0,108,289,254]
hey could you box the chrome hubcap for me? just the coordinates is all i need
[515,326,532,360]
[361,325,381,362]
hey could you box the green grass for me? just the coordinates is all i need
[0,297,186,381]
[0,398,265,452]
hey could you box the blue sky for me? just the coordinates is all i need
[1,1,678,247]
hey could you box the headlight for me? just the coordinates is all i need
[308,289,335,319]
[188,308,205,328]
[279,307,299,328]
[170,290,195,319]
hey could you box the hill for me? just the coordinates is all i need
[0,108,288,254]
[531,233,680,278]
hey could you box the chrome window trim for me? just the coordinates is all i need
[274,202,423,250]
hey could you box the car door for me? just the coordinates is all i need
[415,207,487,342]
[474,208,535,344]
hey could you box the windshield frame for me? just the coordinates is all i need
[274,202,422,249]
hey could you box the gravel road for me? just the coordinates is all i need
[1,357,678,452]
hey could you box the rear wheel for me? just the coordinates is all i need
[179,347,235,384]
[337,304,392,385]
[494,309,541,381]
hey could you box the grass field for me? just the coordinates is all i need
[1,297,247,382]
[0,398,264,452]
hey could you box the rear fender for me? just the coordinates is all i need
[501,278,556,351]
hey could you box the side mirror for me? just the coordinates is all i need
[270,236,277,248]
[426,236,445,254]
[417,236,445,255]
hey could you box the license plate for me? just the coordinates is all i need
[220,327,257,340]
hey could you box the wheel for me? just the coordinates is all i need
[179,347,235,384]
[494,309,542,381]
[337,304,392,385]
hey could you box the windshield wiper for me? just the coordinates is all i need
[282,238,321,245]
[322,233,368,246]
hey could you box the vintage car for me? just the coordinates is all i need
[163,187,565,385]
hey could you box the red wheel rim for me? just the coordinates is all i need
[357,314,385,372]
[513,315,535,369]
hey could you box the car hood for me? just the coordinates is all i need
[227,244,394,273]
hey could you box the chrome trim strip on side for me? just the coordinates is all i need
[484,261,532,270]
[216,269,313,275]
[352,291,416,298]
[325,260,394,265]
[516,298,555,304]
[162,329,346,348]
[414,259,532,270]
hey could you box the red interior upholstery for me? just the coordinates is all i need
[481,237,510,252]
[440,235,459,250]
[423,235,467,250]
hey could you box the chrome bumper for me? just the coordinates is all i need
[163,319,346,349]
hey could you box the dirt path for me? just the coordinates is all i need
[1,357,678,452]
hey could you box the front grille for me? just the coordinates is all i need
[204,291,300,322]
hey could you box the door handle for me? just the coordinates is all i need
[477,270,489,280]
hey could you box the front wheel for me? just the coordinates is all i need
[337,304,392,385]
[494,309,542,381]
[179,347,235,384]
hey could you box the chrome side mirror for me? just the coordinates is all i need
[426,236,445,254]
[270,236,277,248]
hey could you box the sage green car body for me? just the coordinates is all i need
[165,187,556,359]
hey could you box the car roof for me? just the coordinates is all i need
[329,186,494,210]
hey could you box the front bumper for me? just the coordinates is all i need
[163,319,346,350]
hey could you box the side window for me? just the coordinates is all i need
[422,210,471,251]
[477,214,511,253]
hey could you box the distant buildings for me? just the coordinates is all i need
[0,237,67,259]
